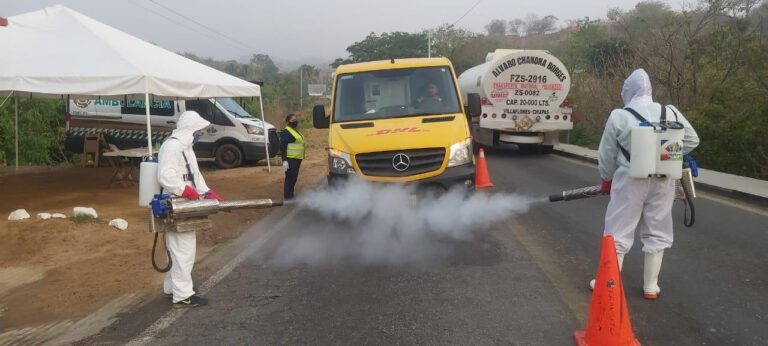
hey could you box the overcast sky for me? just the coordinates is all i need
[3,0,688,67]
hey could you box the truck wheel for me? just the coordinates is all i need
[538,145,554,154]
[215,143,243,169]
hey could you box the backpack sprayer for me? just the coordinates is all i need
[548,156,699,227]
[548,106,698,226]
[138,156,284,272]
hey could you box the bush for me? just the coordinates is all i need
[687,105,768,180]
[0,99,68,166]
[565,123,601,149]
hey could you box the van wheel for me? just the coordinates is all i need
[215,143,243,169]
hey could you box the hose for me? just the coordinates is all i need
[681,178,696,228]
[152,231,172,273]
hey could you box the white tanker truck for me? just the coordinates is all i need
[458,49,572,153]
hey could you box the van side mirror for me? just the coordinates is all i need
[466,93,481,117]
[313,105,329,129]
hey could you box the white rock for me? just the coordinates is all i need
[73,207,98,219]
[51,213,67,219]
[8,209,30,221]
[37,213,52,220]
[108,218,128,231]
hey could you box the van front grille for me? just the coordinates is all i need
[355,148,445,177]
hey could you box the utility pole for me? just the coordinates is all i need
[14,93,18,170]
[428,32,432,58]
[299,69,303,111]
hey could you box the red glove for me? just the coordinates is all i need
[204,190,223,202]
[181,185,200,200]
[600,180,612,195]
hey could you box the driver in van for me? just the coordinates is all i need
[416,82,444,105]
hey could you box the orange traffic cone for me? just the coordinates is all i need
[574,235,641,346]
[475,148,494,189]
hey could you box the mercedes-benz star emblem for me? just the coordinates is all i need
[392,153,411,172]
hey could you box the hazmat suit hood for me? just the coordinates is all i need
[621,69,654,106]
[171,111,210,148]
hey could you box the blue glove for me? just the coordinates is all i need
[684,155,699,177]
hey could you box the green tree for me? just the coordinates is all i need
[425,24,475,54]
[485,19,507,36]
[588,39,633,76]
[508,18,527,36]
[484,19,508,36]
[563,17,606,69]
[330,58,348,68]
[298,64,319,83]
[449,36,502,75]
[526,15,560,35]
[250,53,280,80]
[0,98,67,166]
[561,0,768,178]
[332,32,428,67]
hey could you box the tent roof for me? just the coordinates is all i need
[0,5,260,99]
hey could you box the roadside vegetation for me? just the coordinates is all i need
[1,0,765,179]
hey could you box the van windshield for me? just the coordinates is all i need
[216,98,256,119]
[332,66,461,122]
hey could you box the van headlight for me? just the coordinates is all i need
[448,138,472,167]
[328,149,355,174]
[244,124,264,135]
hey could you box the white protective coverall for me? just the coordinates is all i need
[157,111,211,303]
[598,69,699,255]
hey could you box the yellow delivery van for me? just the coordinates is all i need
[312,57,481,188]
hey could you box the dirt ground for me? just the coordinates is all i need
[0,129,326,330]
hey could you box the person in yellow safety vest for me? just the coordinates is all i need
[280,113,305,200]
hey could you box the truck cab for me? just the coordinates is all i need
[313,58,481,188]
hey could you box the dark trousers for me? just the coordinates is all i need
[284,158,302,199]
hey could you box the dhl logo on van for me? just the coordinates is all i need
[369,127,426,136]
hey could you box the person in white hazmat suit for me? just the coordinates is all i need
[595,69,699,299]
[157,110,223,308]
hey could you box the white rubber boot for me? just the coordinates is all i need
[643,251,664,299]
[589,253,624,290]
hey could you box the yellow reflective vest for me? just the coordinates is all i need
[285,126,305,160]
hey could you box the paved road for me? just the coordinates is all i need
[97,151,768,345]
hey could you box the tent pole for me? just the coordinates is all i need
[259,96,271,172]
[14,92,18,170]
[145,92,153,155]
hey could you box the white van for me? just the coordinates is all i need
[65,98,278,168]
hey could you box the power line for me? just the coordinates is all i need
[148,0,257,53]
[129,0,229,48]
[453,0,483,26]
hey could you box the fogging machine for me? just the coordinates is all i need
[149,194,283,233]
[149,194,283,272]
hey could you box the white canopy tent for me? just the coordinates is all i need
[0,5,270,170]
